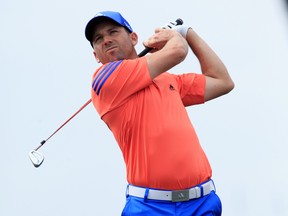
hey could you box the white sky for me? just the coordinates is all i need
[1,0,288,215]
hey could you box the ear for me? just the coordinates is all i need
[130,32,138,46]
[93,51,100,63]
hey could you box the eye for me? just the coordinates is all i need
[94,35,102,43]
[110,29,119,35]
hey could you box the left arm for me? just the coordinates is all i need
[185,28,234,102]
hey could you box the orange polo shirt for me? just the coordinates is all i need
[91,57,212,190]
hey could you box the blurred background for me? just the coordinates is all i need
[1,0,288,215]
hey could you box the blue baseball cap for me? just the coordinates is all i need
[85,11,133,45]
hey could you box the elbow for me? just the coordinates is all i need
[165,35,188,65]
[217,76,235,97]
[219,75,234,95]
[204,71,235,101]
[219,68,235,94]
[174,45,188,64]
[212,79,235,101]
[226,78,235,93]
[180,46,189,61]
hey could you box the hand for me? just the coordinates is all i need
[162,21,191,39]
[143,28,182,52]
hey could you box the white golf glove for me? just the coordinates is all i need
[162,21,191,39]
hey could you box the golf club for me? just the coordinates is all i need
[29,18,184,168]
[29,98,92,167]
[138,18,183,57]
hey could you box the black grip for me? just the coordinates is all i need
[138,18,184,57]
[138,47,152,57]
[175,18,183,25]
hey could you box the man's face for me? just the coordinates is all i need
[92,20,138,64]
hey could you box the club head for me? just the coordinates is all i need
[29,150,44,168]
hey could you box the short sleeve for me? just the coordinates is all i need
[176,73,206,106]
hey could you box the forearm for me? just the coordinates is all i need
[186,29,228,78]
[186,28,234,100]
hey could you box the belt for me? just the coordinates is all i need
[127,179,215,202]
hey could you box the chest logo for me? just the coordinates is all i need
[169,84,175,91]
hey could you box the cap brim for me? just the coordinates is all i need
[85,16,113,42]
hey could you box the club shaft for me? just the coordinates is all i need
[35,98,92,151]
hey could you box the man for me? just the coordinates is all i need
[85,11,234,215]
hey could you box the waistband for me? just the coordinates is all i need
[126,179,215,202]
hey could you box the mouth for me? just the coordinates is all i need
[105,46,117,53]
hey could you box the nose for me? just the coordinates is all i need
[103,35,113,45]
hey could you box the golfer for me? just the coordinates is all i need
[85,11,234,215]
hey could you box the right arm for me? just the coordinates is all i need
[143,28,188,79]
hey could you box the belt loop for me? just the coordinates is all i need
[199,185,204,197]
[144,188,149,202]
[125,185,129,198]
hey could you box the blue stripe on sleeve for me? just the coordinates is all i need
[96,60,122,95]
[92,61,117,90]
[92,60,123,95]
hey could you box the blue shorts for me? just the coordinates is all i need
[121,190,222,216]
